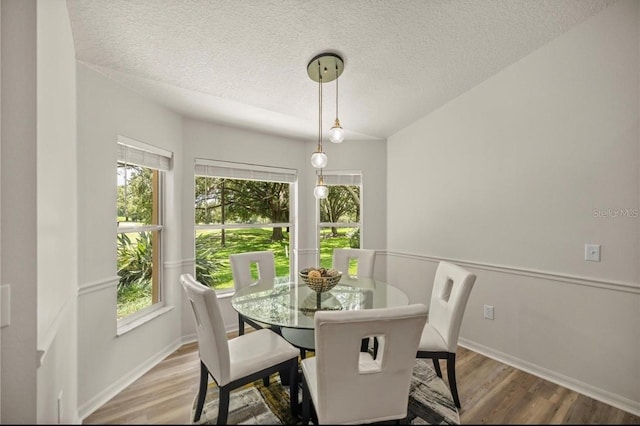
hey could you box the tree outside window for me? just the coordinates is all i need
[194,165,295,292]
[319,180,361,272]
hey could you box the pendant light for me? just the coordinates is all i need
[313,171,328,199]
[307,53,345,199]
[310,63,327,169]
[313,74,328,199]
[329,61,344,144]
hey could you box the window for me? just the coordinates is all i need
[194,159,296,292]
[116,137,172,322]
[318,172,362,273]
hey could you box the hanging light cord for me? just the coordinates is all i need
[335,62,339,120]
[318,60,323,152]
[318,60,325,183]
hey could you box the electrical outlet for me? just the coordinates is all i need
[585,244,601,262]
[483,304,494,320]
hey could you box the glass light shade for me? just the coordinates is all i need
[311,151,327,168]
[314,184,329,199]
[329,124,344,144]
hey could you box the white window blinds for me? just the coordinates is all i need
[117,136,172,171]
[195,159,297,183]
[322,171,362,186]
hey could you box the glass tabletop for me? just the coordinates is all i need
[231,275,409,329]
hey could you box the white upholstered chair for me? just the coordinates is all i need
[333,247,379,353]
[332,248,376,278]
[417,261,476,408]
[229,250,276,335]
[301,304,428,425]
[180,273,300,424]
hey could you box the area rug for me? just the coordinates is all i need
[192,359,460,425]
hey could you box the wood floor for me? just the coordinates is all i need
[83,338,640,425]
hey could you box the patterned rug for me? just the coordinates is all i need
[192,359,460,424]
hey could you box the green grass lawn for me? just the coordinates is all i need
[197,227,355,290]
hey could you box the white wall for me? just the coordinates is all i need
[75,63,184,418]
[387,0,640,415]
[0,0,37,422]
[36,0,78,422]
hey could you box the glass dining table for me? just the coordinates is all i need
[231,274,410,331]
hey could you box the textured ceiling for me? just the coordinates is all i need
[65,0,617,142]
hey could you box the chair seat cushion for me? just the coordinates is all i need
[227,329,299,385]
[418,323,448,352]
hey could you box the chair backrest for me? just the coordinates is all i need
[180,273,231,385]
[428,261,477,352]
[332,248,376,278]
[313,304,428,424]
[229,250,276,291]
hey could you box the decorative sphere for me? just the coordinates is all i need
[311,152,327,168]
[314,184,328,199]
[329,126,344,143]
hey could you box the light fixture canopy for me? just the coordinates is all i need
[307,53,344,83]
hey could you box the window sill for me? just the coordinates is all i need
[117,306,174,337]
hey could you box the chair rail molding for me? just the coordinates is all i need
[384,251,639,294]
[78,275,119,296]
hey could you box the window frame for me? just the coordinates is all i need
[316,171,363,266]
[194,159,297,294]
[116,136,172,330]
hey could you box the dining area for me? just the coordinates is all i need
[180,248,476,425]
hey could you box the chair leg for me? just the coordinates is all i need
[301,374,311,425]
[263,375,269,387]
[217,386,230,425]
[289,359,299,418]
[238,313,245,336]
[194,361,209,422]
[446,352,461,408]
[432,358,442,377]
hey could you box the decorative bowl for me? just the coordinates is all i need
[299,267,342,293]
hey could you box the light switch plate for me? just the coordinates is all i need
[585,244,601,262]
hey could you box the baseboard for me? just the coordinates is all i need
[77,337,183,421]
[459,337,640,417]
